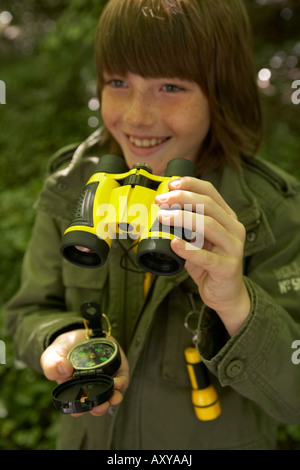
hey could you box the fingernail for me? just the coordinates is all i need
[158,209,172,218]
[169,179,181,188]
[172,238,185,250]
[155,194,169,203]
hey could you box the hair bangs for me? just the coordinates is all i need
[96,0,205,90]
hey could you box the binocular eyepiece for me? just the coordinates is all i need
[61,154,197,276]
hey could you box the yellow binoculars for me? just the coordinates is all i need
[61,154,197,276]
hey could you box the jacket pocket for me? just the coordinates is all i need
[62,259,108,313]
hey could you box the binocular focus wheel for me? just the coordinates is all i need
[61,231,110,268]
[136,238,185,276]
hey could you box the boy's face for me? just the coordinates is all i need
[101,73,210,175]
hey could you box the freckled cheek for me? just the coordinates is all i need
[159,108,181,134]
[185,106,211,141]
[164,100,210,140]
[101,99,122,131]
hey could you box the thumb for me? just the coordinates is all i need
[40,343,74,383]
[40,329,87,383]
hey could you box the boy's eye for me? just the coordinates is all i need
[162,84,183,93]
[107,79,127,88]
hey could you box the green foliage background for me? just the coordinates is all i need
[0,0,299,450]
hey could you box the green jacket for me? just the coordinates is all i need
[6,129,300,450]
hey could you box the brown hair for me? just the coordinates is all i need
[95,0,262,173]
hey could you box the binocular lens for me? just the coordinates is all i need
[138,252,180,275]
[136,238,184,276]
[62,246,102,267]
[61,231,110,268]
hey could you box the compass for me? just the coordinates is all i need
[68,338,120,374]
[52,302,121,414]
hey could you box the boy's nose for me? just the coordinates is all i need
[123,92,155,127]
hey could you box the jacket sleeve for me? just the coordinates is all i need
[197,188,300,424]
[5,208,84,373]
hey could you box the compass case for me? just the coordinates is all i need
[52,372,114,414]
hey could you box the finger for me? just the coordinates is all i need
[89,389,124,417]
[155,189,238,235]
[110,339,130,391]
[89,401,111,417]
[171,238,240,278]
[167,177,237,219]
[158,209,244,254]
[155,191,239,237]
[109,389,124,406]
[113,374,130,392]
[71,400,111,418]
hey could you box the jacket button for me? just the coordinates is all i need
[246,231,256,242]
[226,359,245,378]
[57,181,68,191]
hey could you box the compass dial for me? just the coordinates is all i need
[68,339,118,370]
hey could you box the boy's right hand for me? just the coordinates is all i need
[40,329,129,416]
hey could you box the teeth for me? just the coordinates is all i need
[129,136,167,148]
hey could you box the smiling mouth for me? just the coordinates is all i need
[127,135,170,148]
